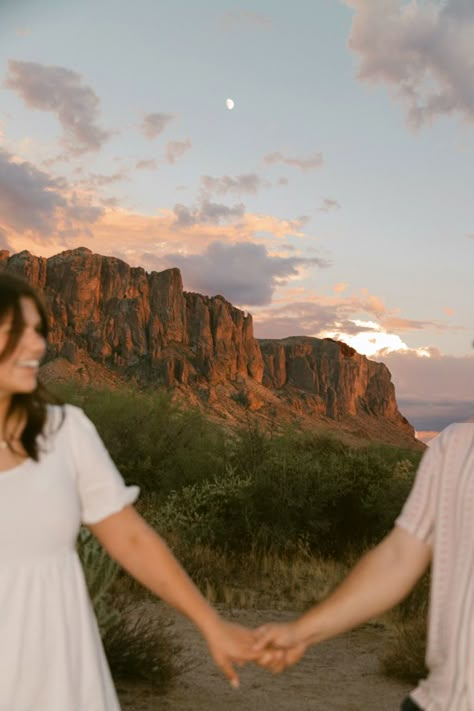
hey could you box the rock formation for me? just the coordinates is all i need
[0,247,419,447]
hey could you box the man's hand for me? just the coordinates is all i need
[253,622,308,674]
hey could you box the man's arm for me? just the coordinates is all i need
[254,526,431,669]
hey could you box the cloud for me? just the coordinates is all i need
[0,147,66,234]
[140,113,175,139]
[344,0,474,127]
[221,11,272,29]
[135,159,158,171]
[173,200,245,227]
[200,173,266,196]
[0,148,103,241]
[147,241,322,305]
[377,350,474,430]
[5,60,110,153]
[0,228,11,250]
[278,177,289,186]
[317,198,341,212]
[80,170,128,188]
[382,315,458,332]
[252,290,393,339]
[166,139,191,163]
[263,151,324,171]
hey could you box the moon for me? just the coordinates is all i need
[225,98,235,110]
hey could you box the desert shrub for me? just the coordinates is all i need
[380,571,429,683]
[156,466,255,550]
[77,528,181,693]
[381,614,428,684]
[53,383,227,495]
[227,427,420,556]
[152,425,420,557]
[102,604,182,693]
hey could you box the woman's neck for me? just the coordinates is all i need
[0,395,14,438]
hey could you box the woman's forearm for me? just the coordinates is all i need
[89,507,220,636]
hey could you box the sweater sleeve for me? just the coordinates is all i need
[65,405,140,525]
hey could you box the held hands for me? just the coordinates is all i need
[204,617,309,687]
[252,621,308,674]
[203,618,261,688]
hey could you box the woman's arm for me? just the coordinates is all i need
[254,526,431,672]
[88,505,256,687]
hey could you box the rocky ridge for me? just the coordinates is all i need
[0,247,419,448]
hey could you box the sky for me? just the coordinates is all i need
[0,0,473,437]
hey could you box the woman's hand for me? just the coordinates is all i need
[252,622,308,674]
[204,619,259,688]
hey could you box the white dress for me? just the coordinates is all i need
[0,405,139,711]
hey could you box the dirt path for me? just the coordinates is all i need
[118,606,412,711]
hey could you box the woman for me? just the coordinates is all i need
[0,272,257,710]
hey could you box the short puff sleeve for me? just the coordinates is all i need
[65,405,140,524]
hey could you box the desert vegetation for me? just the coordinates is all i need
[56,383,427,692]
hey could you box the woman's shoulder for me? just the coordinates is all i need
[44,403,90,435]
[48,403,97,426]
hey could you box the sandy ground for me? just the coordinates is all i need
[118,606,412,711]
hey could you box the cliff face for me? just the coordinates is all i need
[1,247,263,386]
[260,337,400,421]
[0,247,417,446]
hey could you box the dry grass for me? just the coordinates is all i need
[113,536,349,612]
[379,572,429,683]
[380,615,428,684]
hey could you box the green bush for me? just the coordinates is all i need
[153,425,421,557]
[155,466,254,551]
[53,383,227,495]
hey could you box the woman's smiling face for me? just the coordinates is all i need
[0,297,47,400]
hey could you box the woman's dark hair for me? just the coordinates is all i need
[0,271,62,460]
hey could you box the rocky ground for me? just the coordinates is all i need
[118,606,412,711]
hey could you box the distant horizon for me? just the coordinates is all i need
[1,0,473,432]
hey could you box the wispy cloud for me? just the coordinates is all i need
[80,170,128,188]
[135,159,158,171]
[140,112,175,139]
[173,200,245,227]
[5,60,110,154]
[221,11,272,30]
[344,0,474,127]
[200,173,267,196]
[317,198,341,212]
[166,139,191,163]
[263,151,324,171]
[252,290,393,339]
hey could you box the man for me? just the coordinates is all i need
[254,422,474,710]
